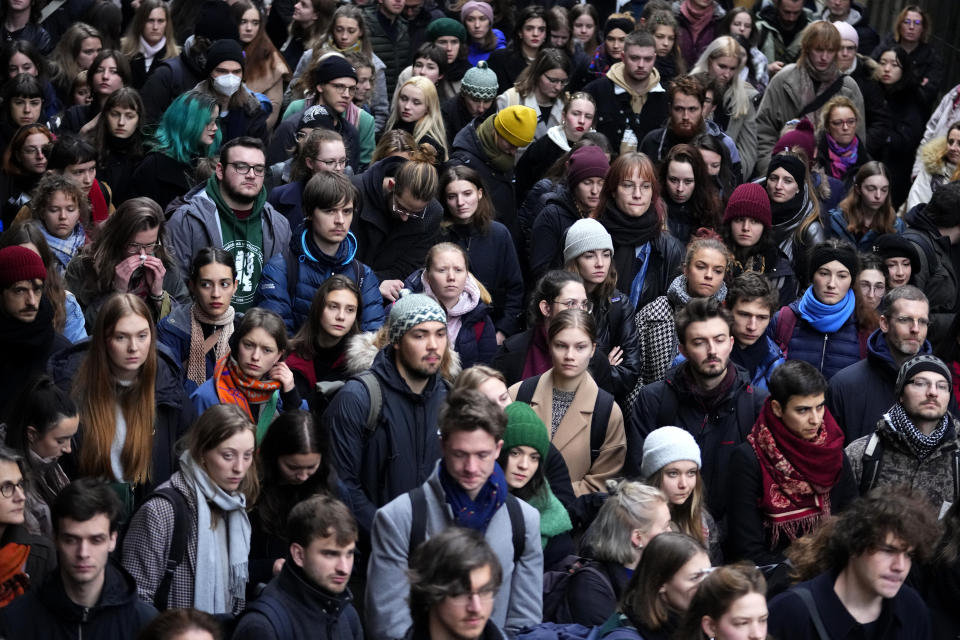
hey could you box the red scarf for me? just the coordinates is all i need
[747,398,844,546]
[521,324,553,380]
[0,542,30,607]
[88,180,109,224]
[213,354,281,422]
[680,0,714,43]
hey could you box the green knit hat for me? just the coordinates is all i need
[503,402,549,459]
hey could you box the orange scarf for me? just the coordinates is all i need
[0,543,30,607]
[213,355,281,422]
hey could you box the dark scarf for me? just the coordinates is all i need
[770,182,811,244]
[825,134,859,180]
[676,362,736,412]
[748,398,844,546]
[522,324,553,380]
[603,203,660,247]
[0,297,54,353]
[438,459,508,532]
[886,402,950,460]
[732,336,771,380]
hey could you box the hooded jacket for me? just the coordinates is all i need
[903,203,959,315]
[530,184,582,281]
[256,229,385,333]
[350,156,443,283]
[322,344,448,538]
[367,463,543,639]
[827,330,934,444]
[907,137,958,211]
[48,341,195,497]
[627,363,766,518]
[0,562,157,640]
[166,182,293,291]
[846,413,960,510]
[232,563,362,640]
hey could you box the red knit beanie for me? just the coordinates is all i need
[0,246,46,289]
[772,118,815,164]
[722,183,772,229]
[566,145,610,187]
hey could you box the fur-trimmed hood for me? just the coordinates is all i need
[344,329,462,381]
[920,137,956,176]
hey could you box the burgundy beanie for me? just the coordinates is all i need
[772,118,815,163]
[723,183,772,229]
[0,246,46,288]
[566,145,610,187]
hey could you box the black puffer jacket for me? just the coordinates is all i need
[0,562,157,640]
[350,156,442,283]
[362,4,411,98]
[48,341,196,500]
[140,48,206,124]
[593,291,641,404]
[530,185,581,281]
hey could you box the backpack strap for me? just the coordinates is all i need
[356,371,382,432]
[245,594,294,638]
[408,485,428,559]
[859,431,884,496]
[150,486,190,610]
[798,75,845,119]
[793,587,832,640]
[590,390,615,463]
[515,375,541,405]
[773,306,798,357]
[506,494,525,565]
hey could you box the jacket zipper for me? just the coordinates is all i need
[79,606,90,640]
[819,333,829,372]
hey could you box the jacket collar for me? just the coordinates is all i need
[38,562,138,622]
[277,563,354,617]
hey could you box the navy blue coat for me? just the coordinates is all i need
[403,270,498,369]
[322,345,447,538]
[268,178,307,231]
[438,221,524,336]
[255,229,385,334]
[768,300,866,381]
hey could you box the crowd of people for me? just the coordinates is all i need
[0,0,957,638]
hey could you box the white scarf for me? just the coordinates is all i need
[139,35,167,72]
[423,274,481,345]
[178,451,250,614]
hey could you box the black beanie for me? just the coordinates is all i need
[310,56,358,87]
[767,154,806,185]
[204,39,245,76]
[807,241,859,282]
[195,0,239,43]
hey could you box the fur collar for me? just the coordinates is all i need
[920,137,955,176]
[344,330,462,380]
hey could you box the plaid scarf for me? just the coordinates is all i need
[885,402,950,460]
[37,223,85,274]
[188,304,235,389]
[748,399,844,547]
[213,354,280,423]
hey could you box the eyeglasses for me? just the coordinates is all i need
[829,118,857,129]
[228,162,266,176]
[543,74,568,86]
[908,378,950,393]
[391,196,426,220]
[315,157,347,169]
[328,82,357,95]
[859,282,886,294]
[125,241,160,255]
[447,586,497,606]
[553,298,593,313]
[0,480,25,498]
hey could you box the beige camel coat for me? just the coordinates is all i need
[509,369,626,496]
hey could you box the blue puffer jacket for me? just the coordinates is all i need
[824,206,905,252]
[768,300,865,380]
[402,270,498,368]
[255,229,385,334]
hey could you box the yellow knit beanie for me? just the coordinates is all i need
[493,105,538,148]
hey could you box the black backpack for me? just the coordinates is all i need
[541,555,609,623]
[514,375,614,463]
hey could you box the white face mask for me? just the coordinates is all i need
[213,73,242,97]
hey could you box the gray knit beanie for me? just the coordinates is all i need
[894,354,953,398]
[640,426,702,480]
[461,61,499,101]
[563,218,614,264]
[388,290,447,344]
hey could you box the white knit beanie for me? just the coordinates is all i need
[640,426,702,480]
[563,218,614,264]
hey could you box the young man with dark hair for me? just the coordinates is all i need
[167,136,292,312]
[583,30,668,156]
[406,528,507,640]
[768,489,938,639]
[232,495,363,640]
[0,478,157,639]
[846,354,960,513]
[727,360,857,570]
[903,182,960,319]
[366,389,542,639]
[363,0,411,101]
[725,272,784,392]
[828,286,935,443]
[195,39,270,145]
[755,0,813,72]
[627,296,766,518]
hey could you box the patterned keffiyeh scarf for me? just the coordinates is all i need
[885,402,950,460]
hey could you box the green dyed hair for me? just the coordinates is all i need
[150,90,221,164]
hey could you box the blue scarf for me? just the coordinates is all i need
[438,459,508,533]
[37,223,85,275]
[796,288,855,333]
